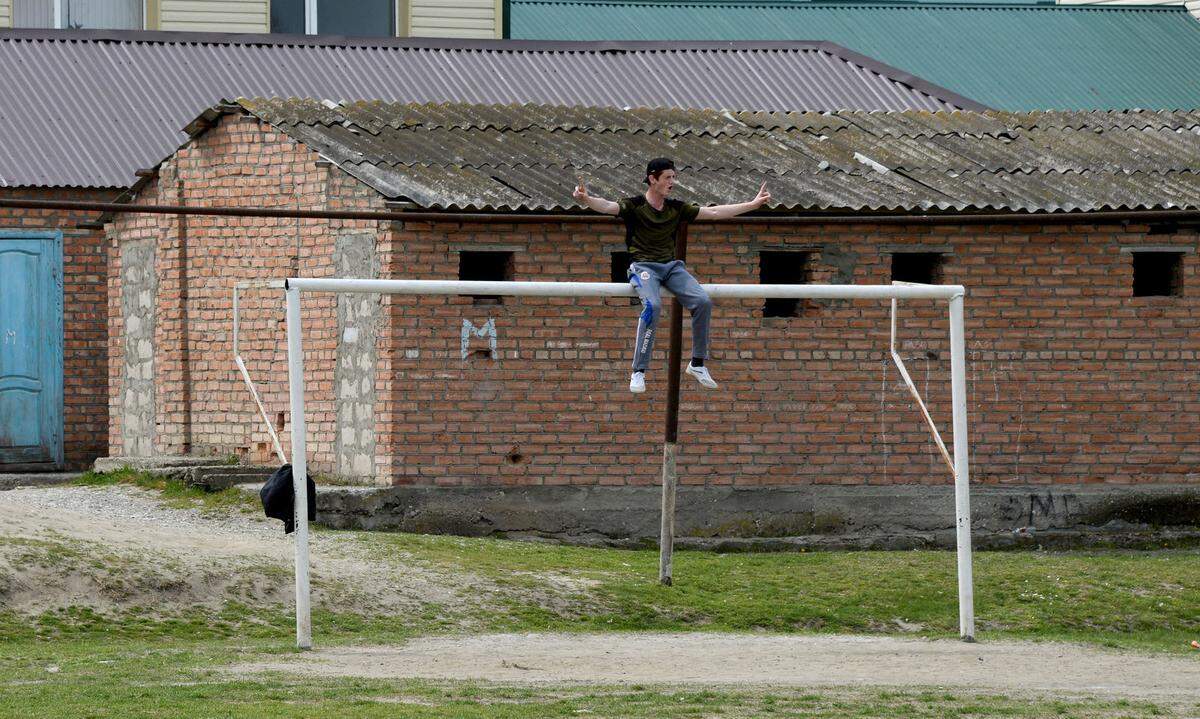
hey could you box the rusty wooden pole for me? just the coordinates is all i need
[659,222,689,586]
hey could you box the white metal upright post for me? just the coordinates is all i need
[285,286,313,650]
[949,292,975,641]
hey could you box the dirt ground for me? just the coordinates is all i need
[3,485,1199,699]
[0,484,456,616]
[237,632,1200,699]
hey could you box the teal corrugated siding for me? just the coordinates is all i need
[512,2,1200,110]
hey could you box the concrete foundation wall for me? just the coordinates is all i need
[315,483,1200,549]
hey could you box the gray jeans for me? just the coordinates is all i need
[628,260,712,372]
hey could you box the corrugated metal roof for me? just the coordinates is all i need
[511,1,1200,112]
[0,30,981,189]
[226,97,1200,214]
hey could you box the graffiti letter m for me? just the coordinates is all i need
[461,318,498,360]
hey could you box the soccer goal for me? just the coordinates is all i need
[275,278,973,650]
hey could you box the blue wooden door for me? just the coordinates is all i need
[0,231,63,467]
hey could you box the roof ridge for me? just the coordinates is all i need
[0,29,859,51]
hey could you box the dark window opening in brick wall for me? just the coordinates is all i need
[891,252,945,285]
[759,251,812,318]
[610,251,639,304]
[459,251,514,304]
[1132,251,1184,297]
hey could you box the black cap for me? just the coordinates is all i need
[644,157,675,184]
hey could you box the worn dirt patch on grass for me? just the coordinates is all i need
[235,632,1200,699]
[0,485,460,618]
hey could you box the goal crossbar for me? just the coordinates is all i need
[278,278,974,650]
[285,277,963,300]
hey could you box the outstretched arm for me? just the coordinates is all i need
[573,177,619,216]
[696,182,770,220]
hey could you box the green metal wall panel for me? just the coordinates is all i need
[512,2,1200,110]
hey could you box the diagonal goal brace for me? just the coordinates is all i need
[889,282,957,481]
[233,280,288,465]
[269,278,974,649]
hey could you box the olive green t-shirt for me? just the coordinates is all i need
[618,196,701,263]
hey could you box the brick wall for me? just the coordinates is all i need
[375,219,1200,488]
[109,113,1200,487]
[1,187,111,469]
[109,115,383,471]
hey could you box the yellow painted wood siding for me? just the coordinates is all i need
[0,0,11,28]
[409,0,498,38]
[159,0,268,33]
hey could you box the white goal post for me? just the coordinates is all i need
[278,278,973,650]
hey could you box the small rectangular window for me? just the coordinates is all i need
[459,251,514,304]
[611,251,639,304]
[1132,251,1184,297]
[891,252,945,285]
[759,251,811,318]
[610,251,633,283]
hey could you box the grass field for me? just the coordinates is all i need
[0,473,1196,718]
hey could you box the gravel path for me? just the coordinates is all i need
[0,483,276,541]
[239,632,1200,699]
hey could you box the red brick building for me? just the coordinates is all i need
[107,100,1200,510]
[0,31,979,473]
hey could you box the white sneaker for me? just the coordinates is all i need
[629,371,646,393]
[686,363,718,389]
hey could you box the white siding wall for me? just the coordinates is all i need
[0,0,10,27]
[159,0,268,33]
[409,0,497,38]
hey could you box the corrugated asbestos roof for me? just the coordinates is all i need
[511,1,1200,112]
[224,97,1200,214]
[0,30,981,189]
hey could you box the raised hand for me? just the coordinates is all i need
[573,176,590,204]
[752,181,771,208]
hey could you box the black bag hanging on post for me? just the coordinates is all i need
[260,463,316,534]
